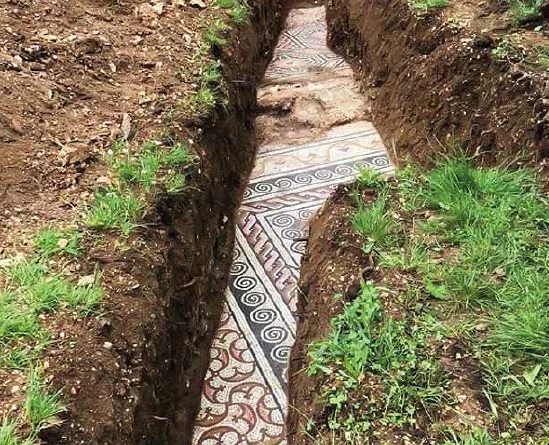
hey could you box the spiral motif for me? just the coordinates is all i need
[370,156,389,167]
[271,345,290,363]
[253,182,274,193]
[230,261,246,275]
[271,214,295,228]
[335,164,354,175]
[298,209,313,220]
[294,173,313,184]
[243,188,252,199]
[250,308,277,324]
[241,292,266,307]
[291,241,307,255]
[282,228,303,240]
[274,178,292,189]
[261,326,288,344]
[315,169,333,180]
[231,247,240,262]
[233,276,256,291]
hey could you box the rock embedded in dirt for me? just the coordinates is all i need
[472,34,493,48]
[189,0,207,8]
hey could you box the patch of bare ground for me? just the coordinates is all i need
[0,0,288,443]
[326,0,549,168]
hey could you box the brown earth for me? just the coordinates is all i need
[287,185,370,444]
[326,0,549,167]
[286,182,532,444]
[0,0,289,444]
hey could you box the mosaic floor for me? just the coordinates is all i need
[192,7,392,445]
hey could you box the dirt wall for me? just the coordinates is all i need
[133,3,290,444]
[326,0,549,165]
[48,3,289,445]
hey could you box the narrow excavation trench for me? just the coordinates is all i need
[192,6,393,444]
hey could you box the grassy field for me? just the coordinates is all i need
[306,155,549,444]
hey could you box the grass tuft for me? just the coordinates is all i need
[85,187,145,236]
[202,19,229,48]
[352,192,400,250]
[356,166,386,188]
[24,367,64,431]
[510,0,543,23]
[409,0,449,12]
[212,0,249,24]
[33,228,80,258]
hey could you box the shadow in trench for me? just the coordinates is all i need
[191,5,392,445]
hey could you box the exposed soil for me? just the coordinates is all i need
[287,177,548,444]
[287,186,370,444]
[0,0,288,444]
[326,0,549,167]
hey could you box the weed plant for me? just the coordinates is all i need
[356,166,386,188]
[202,18,229,48]
[409,0,449,12]
[308,283,446,436]
[509,0,543,23]
[212,0,249,24]
[308,154,549,442]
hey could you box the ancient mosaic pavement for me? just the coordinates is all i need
[192,8,392,445]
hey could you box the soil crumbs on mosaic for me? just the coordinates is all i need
[289,157,549,444]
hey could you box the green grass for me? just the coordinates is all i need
[33,228,80,258]
[308,283,446,435]
[355,166,386,188]
[192,85,217,114]
[91,139,194,235]
[0,418,18,445]
[0,292,43,344]
[212,0,249,24]
[202,60,222,84]
[24,367,64,431]
[7,260,47,288]
[492,36,514,61]
[111,141,192,190]
[0,257,102,370]
[395,157,549,433]
[85,187,145,236]
[0,418,32,445]
[409,0,449,12]
[442,429,496,445]
[352,192,400,251]
[0,370,66,445]
[4,259,102,316]
[308,154,549,442]
[202,19,229,48]
[509,0,543,23]
[229,4,249,23]
[535,45,549,71]
[165,173,188,195]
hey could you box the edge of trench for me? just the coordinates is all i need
[192,4,393,444]
[129,2,292,445]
